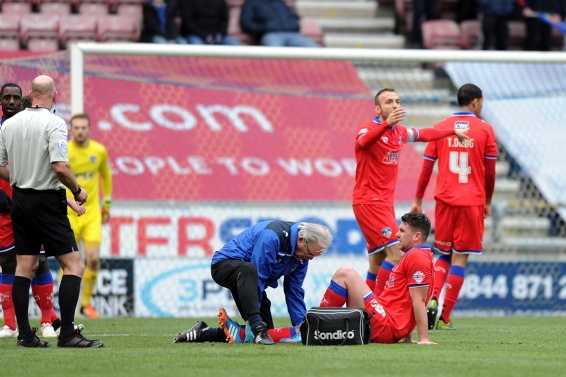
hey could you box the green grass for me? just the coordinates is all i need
[1,317,565,377]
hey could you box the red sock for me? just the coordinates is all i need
[31,280,55,324]
[440,266,465,323]
[0,283,16,330]
[432,255,451,299]
[267,327,294,342]
[319,281,347,307]
[374,261,394,296]
[365,271,377,292]
[50,308,59,322]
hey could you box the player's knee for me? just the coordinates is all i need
[333,266,357,281]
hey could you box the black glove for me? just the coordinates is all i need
[0,189,11,214]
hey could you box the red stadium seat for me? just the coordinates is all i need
[40,1,72,14]
[20,13,60,50]
[225,0,244,6]
[459,20,481,50]
[0,13,20,50]
[26,38,59,51]
[78,2,109,15]
[0,38,20,51]
[97,14,137,42]
[421,19,461,50]
[227,6,254,45]
[300,19,324,47]
[116,3,142,39]
[507,21,526,50]
[59,14,97,48]
[0,13,20,39]
[1,1,32,15]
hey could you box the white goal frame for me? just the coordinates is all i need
[70,43,566,115]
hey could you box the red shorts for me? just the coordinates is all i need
[0,213,14,252]
[434,200,484,255]
[364,295,398,344]
[353,203,399,255]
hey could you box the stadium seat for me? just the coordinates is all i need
[0,13,20,39]
[97,14,137,42]
[116,3,142,40]
[507,21,526,50]
[20,13,60,51]
[26,38,59,51]
[59,14,97,48]
[40,1,72,15]
[0,37,20,51]
[300,19,324,47]
[227,6,254,45]
[78,2,109,15]
[459,20,481,50]
[1,1,32,15]
[421,19,462,50]
[225,0,244,6]
[0,13,20,50]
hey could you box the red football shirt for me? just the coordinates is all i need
[377,245,434,340]
[353,118,411,206]
[0,179,14,251]
[423,112,498,206]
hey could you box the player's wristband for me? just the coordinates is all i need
[72,185,82,197]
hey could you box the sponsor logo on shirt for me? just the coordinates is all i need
[455,121,469,129]
[412,270,425,284]
[382,151,399,164]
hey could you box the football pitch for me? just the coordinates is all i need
[1,316,564,377]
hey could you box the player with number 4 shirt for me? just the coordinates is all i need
[411,83,498,330]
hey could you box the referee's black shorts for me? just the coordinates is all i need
[11,187,78,256]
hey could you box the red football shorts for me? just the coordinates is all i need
[364,295,399,344]
[434,200,485,255]
[353,203,399,255]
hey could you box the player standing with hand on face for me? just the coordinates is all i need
[66,113,112,319]
[354,88,470,296]
[411,83,497,330]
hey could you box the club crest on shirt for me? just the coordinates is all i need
[381,136,388,143]
[455,121,469,130]
[89,155,97,163]
[58,140,68,154]
[381,227,392,238]
[412,271,425,284]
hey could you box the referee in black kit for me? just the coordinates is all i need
[0,75,103,348]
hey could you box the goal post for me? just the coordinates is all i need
[70,42,566,115]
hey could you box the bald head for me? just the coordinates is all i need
[30,75,56,109]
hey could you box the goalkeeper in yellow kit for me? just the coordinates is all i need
[66,113,113,319]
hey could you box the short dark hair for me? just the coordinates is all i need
[400,212,431,241]
[1,83,22,98]
[374,88,396,106]
[21,95,32,109]
[457,83,482,107]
